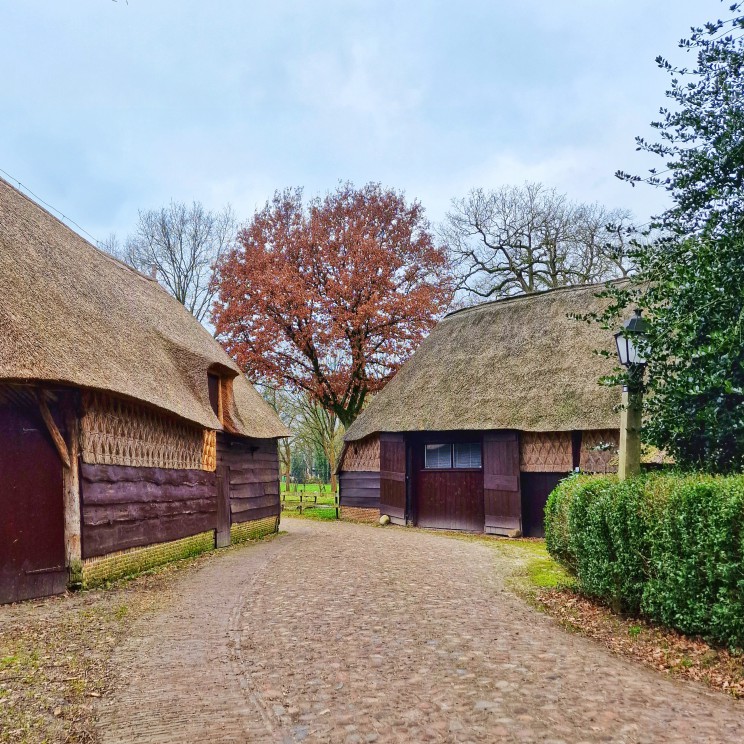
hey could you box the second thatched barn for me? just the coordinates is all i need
[338,284,623,537]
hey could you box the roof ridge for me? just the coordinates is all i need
[444,279,628,320]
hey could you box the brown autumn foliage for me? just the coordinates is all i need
[213,183,453,427]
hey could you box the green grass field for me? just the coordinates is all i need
[280,482,338,520]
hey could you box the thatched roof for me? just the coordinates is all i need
[0,177,287,439]
[345,283,622,441]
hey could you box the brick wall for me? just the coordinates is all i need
[81,514,280,587]
[520,431,573,472]
[82,530,215,587]
[580,429,620,473]
[341,435,380,471]
[340,506,379,524]
[231,515,279,543]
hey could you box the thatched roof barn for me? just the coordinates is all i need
[0,176,284,438]
[0,177,287,603]
[345,284,620,441]
[339,284,623,535]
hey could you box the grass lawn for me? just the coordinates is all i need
[280,482,338,520]
[280,482,333,495]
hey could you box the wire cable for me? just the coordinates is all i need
[0,166,101,245]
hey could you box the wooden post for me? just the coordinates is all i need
[216,467,231,548]
[618,385,642,481]
[36,392,71,468]
[63,405,82,587]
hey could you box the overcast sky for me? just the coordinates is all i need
[0,1,716,244]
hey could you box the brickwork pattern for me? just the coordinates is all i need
[230,515,279,544]
[580,428,620,473]
[340,506,379,524]
[341,434,380,472]
[98,519,744,743]
[519,431,573,472]
[81,390,208,470]
[82,531,215,587]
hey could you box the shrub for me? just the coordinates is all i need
[642,476,744,645]
[545,473,591,571]
[545,473,744,648]
[569,477,651,614]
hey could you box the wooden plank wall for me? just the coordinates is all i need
[80,464,217,558]
[379,434,407,524]
[216,434,280,524]
[339,471,380,509]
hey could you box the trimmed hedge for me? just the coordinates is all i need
[545,473,744,648]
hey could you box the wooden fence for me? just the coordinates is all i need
[280,485,339,518]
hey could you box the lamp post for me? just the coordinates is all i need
[614,309,648,481]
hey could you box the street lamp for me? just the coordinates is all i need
[614,309,648,481]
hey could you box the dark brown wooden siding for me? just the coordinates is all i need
[520,472,567,538]
[80,464,217,558]
[483,431,522,535]
[379,434,407,524]
[339,471,380,509]
[1,403,67,604]
[216,434,280,524]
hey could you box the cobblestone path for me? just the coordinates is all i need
[98,518,744,743]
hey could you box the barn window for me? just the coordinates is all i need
[425,443,452,469]
[454,442,482,468]
[424,442,482,469]
[207,373,221,420]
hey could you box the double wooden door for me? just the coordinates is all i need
[412,440,484,531]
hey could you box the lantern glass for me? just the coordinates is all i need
[615,310,648,368]
[614,330,629,366]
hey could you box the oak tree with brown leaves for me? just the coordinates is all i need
[213,183,453,427]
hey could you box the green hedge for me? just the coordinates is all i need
[545,473,744,648]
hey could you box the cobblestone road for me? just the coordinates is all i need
[98,518,744,743]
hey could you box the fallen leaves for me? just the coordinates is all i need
[537,587,744,698]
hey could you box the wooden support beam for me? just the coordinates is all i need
[63,403,82,578]
[35,391,71,469]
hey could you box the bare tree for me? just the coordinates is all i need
[98,232,122,257]
[109,201,236,324]
[293,396,344,494]
[441,183,636,303]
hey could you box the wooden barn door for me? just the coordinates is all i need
[379,433,407,525]
[413,436,485,532]
[483,432,521,536]
[0,405,66,604]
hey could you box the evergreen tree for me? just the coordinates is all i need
[597,3,744,471]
